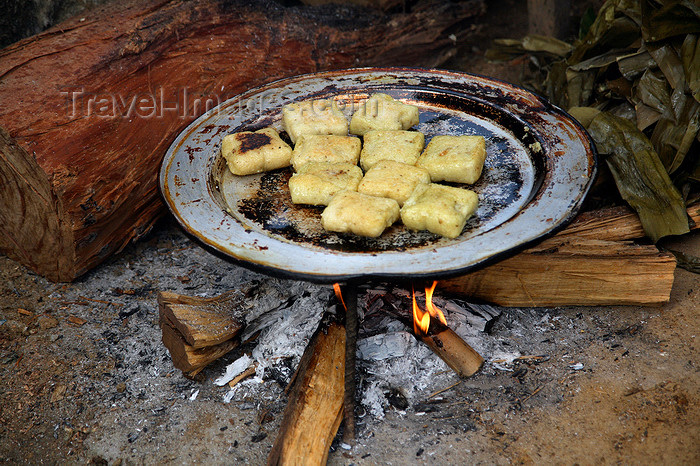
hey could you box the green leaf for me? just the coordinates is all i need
[521,35,573,57]
[641,0,700,42]
[650,97,700,173]
[568,106,601,127]
[569,48,634,71]
[544,61,569,109]
[566,69,595,108]
[647,42,687,90]
[635,102,663,130]
[571,15,640,64]
[635,68,673,118]
[680,34,700,102]
[587,112,689,242]
[617,49,656,80]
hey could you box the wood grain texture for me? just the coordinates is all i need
[0,0,485,281]
[159,313,239,376]
[158,290,244,348]
[441,238,677,307]
[268,320,346,466]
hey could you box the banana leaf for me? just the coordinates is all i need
[641,0,700,42]
[605,76,634,100]
[571,16,641,64]
[675,98,700,167]
[544,61,569,108]
[663,249,700,274]
[617,49,656,80]
[486,36,572,62]
[521,35,573,57]
[647,42,687,90]
[568,106,601,127]
[691,158,700,183]
[650,97,700,173]
[485,38,528,61]
[566,69,596,108]
[636,102,663,130]
[681,34,700,102]
[587,112,689,241]
[609,102,637,120]
[569,48,634,71]
[635,68,673,119]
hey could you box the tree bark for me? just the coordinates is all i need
[0,0,485,281]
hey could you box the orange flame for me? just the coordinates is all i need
[413,288,430,335]
[333,283,347,311]
[425,281,447,326]
[412,281,447,335]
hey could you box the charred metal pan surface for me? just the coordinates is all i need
[160,68,596,282]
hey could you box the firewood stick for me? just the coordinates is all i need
[417,323,484,377]
[267,317,345,466]
[343,284,359,444]
[381,293,484,378]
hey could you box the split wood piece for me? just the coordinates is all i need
[268,318,346,466]
[0,0,485,282]
[441,238,677,307]
[157,289,247,376]
[159,317,239,378]
[555,200,700,243]
[158,290,246,348]
[229,365,257,389]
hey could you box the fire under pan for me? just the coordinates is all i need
[160,68,596,282]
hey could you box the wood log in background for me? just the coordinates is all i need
[0,0,485,281]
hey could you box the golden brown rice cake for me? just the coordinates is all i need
[416,135,486,184]
[282,99,348,143]
[291,135,361,171]
[359,130,425,171]
[357,160,430,206]
[400,183,478,238]
[349,93,420,136]
[221,127,292,176]
[321,191,400,237]
[288,162,363,206]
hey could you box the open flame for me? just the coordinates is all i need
[412,281,448,335]
[333,283,347,311]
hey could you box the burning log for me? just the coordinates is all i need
[0,0,486,282]
[381,283,485,378]
[268,315,346,466]
[414,321,484,378]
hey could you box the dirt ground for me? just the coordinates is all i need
[2,0,699,464]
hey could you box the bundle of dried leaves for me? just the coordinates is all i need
[488,0,699,242]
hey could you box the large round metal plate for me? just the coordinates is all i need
[160,68,596,282]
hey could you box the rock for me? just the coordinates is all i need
[1,319,27,336]
[38,315,59,330]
